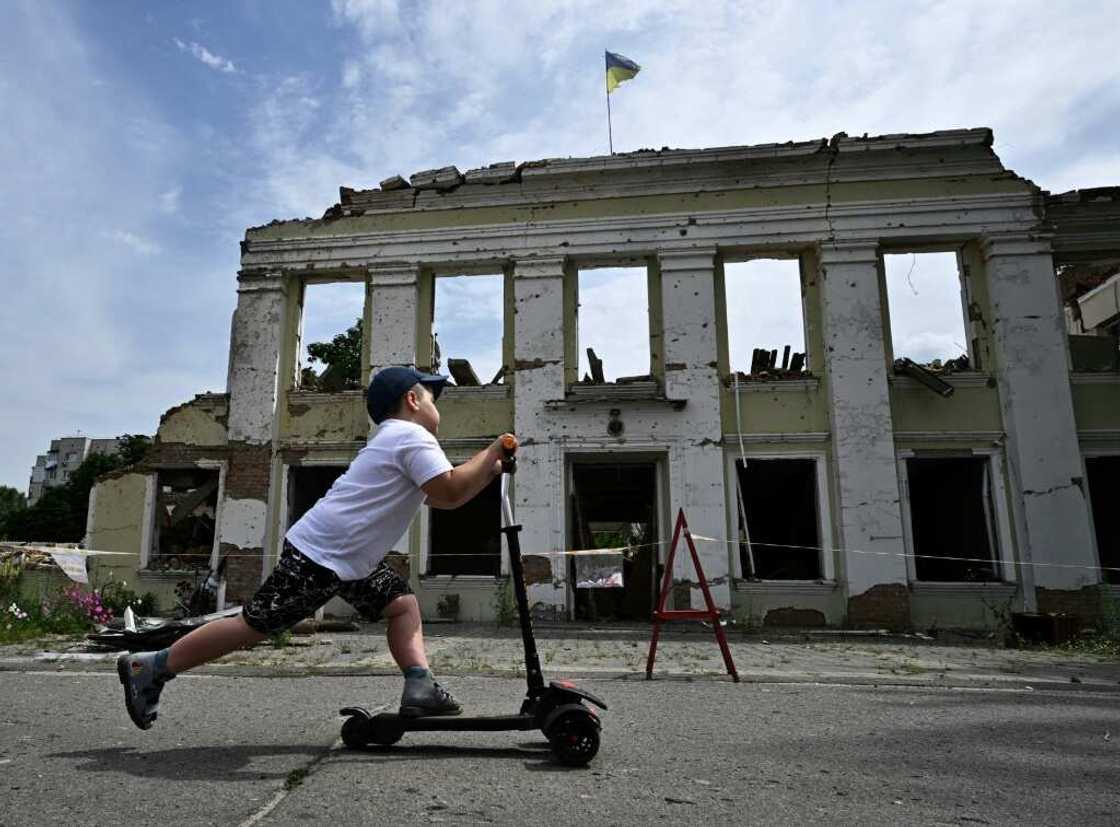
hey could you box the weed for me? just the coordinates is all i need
[1057,586,1120,660]
[283,768,308,791]
[269,630,293,649]
[492,577,516,627]
[980,591,1021,648]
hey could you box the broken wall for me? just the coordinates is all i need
[222,128,1120,628]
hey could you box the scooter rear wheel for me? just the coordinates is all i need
[547,710,600,766]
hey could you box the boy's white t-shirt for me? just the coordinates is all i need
[286,419,453,581]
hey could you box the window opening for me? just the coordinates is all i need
[906,456,999,582]
[736,459,820,579]
[288,466,347,527]
[724,259,808,379]
[429,475,501,576]
[432,273,504,385]
[1086,456,1120,585]
[577,267,650,384]
[569,463,657,620]
[298,282,365,391]
[883,252,970,374]
[149,468,219,572]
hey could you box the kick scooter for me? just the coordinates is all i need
[339,435,607,766]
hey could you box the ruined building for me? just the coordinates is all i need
[87,129,1120,629]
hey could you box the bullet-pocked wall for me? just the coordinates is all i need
[88,130,1120,629]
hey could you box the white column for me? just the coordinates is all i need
[367,262,420,376]
[818,242,909,614]
[659,249,729,610]
[221,272,290,594]
[982,234,1098,593]
[227,272,288,445]
[512,257,568,615]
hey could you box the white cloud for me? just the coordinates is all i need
[108,229,161,256]
[433,274,504,382]
[174,37,237,73]
[0,5,233,492]
[577,268,651,381]
[159,185,182,214]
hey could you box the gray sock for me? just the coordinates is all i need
[153,648,173,677]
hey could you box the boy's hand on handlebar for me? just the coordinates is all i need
[490,433,518,475]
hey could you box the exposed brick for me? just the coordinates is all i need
[764,607,827,628]
[221,543,263,604]
[847,583,910,630]
[224,442,273,500]
[522,554,551,586]
[1037,586,1103,624]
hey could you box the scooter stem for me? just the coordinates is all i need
[499,438,546,695]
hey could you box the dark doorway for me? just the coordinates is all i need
[736,458,821,579]
[1086,456,1120,585]
[907,456,999,582]
[569,462,658,621]
[288,466,347,527]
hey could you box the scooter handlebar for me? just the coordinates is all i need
[500,434,518,475]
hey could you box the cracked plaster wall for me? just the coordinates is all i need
[659,250,728,609]
[984,237,1098,589]
[512,258,569,612]
[819,243,909,606]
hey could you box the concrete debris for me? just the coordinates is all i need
[893,357,955,397]
[447,358,481,387]
[745,346,808,379]
[378,175,410,191]
[464,161,520,185]
[409,166,464,191]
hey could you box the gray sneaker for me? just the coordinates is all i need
[117,652,174,730]
[399,678,461,718]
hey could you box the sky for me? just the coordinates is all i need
[1,0,1118,494]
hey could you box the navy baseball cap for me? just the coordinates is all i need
[366,366,448,424]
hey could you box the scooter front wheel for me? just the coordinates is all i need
[341,714,371,749]
[547,710,600,766]
[367,715,405,746]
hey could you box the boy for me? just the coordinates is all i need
[118,365,516,730]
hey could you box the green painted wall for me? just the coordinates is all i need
[889,383,1003,432]
[1071,381,1120,431]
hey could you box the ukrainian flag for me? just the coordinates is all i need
[605,51,640,93]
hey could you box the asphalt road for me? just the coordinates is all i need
[1,670,1117,825]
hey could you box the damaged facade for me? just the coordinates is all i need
[87,129,1120,629]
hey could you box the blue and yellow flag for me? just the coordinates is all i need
[605,51,640,93]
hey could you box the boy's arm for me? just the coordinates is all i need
[422,433,515,509]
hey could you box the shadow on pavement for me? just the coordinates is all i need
[52,744,325,782]
[333,740,586,772]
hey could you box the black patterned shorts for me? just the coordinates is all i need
[242,541,412,635]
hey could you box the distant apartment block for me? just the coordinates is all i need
[28,436,121,505]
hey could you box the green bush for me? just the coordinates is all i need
[99,580,158,616]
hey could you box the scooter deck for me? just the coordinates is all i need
[340,706,537,732]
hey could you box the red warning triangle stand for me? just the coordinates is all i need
[646,508,739,682]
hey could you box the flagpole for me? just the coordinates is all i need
[605,67,614,154]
